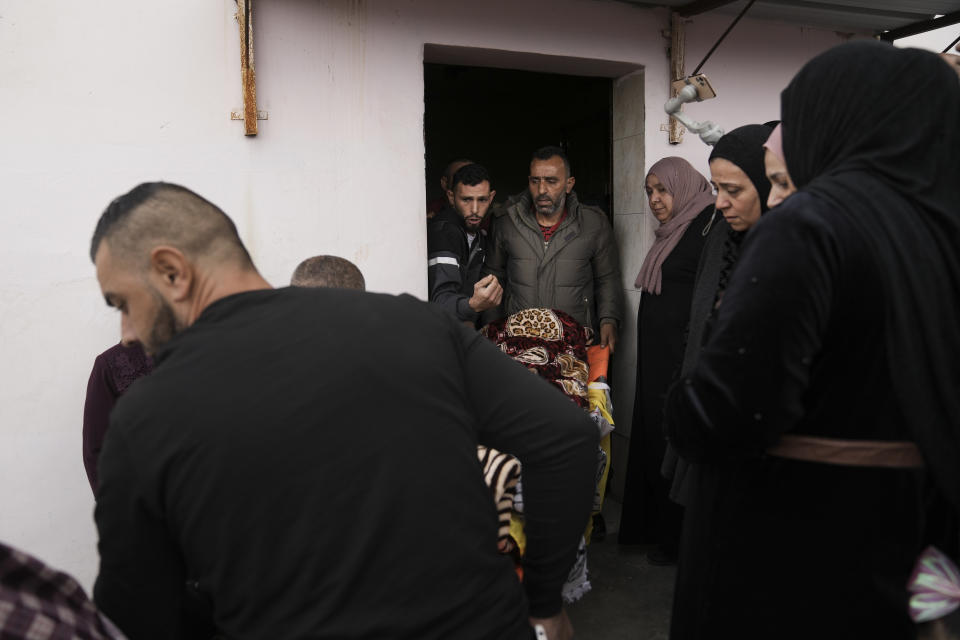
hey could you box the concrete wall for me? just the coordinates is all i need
[0,0,855,590]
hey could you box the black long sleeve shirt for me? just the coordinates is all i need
[93,287,597,639]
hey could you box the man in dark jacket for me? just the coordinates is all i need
[427,163,502,326]
[485,146,623,351]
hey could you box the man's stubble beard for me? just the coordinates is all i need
[145,287,182,354]
[536,191,566,217]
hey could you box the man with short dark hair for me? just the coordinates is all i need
[485,146,623,351]
[290,255,365,290]
[90,182,596,640]
[427,162,501,326]
[427,158,473,219]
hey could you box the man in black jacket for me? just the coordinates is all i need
[89,182,596,640]
[427,163,502,326]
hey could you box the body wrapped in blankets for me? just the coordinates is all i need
[478,308,614,603]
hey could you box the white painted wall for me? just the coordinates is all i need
[896,23,959,53]
[0,0,857,590]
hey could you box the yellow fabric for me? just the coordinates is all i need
[509,513,527,556]
[583,386,614,544]
[512,357,616,553]
[588,387,614,425]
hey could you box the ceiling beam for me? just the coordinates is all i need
[675,0,738,18]
[762,0,933,23]
[880,10,960,41]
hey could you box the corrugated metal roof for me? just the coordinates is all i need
[614,0,960,34]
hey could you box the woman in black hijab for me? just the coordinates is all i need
[664,41,960,639]
[660,124,773,510]
[706,124,775,307]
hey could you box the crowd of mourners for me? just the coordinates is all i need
[2,39,960,640]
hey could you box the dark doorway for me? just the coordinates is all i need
[423,64,613,216]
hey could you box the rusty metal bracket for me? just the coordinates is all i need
[231,110,269,121]
[668,11,686,144]
[235,0,259,136]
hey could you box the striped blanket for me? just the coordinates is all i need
[477,445,521,549]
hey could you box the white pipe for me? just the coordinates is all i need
[664,83,725,146]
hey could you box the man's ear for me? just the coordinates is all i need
[149,246,193,302]
[446,189,455,206]
[566,176,576,194]
[489,190,497,200]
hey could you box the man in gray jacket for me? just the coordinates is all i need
[485,146,622,352]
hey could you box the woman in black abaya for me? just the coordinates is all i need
[618,157,715,562]
[664,41,960,639]
[660,124,773,510]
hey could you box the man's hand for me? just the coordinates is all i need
[468,274,503,312]
[599,322,617,354]
[530,609,574,640]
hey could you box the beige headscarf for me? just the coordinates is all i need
[635,157,715,294]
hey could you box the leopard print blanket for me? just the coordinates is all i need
[480,308,589,409]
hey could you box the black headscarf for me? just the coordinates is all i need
[706,123,775,306]
[782,41,960,507]
[708,123,775,214]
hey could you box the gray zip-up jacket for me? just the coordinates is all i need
[484,190,623,331]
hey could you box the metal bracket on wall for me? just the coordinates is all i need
[668,12,686,144]
[231,110,269,121]
[234,0,259,136]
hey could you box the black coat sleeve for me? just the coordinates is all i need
[457,324,598,617]
[427,221,478,322]
[481,217,507,285]
[664,206,837,461]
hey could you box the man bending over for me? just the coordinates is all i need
[90,182,596,640]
